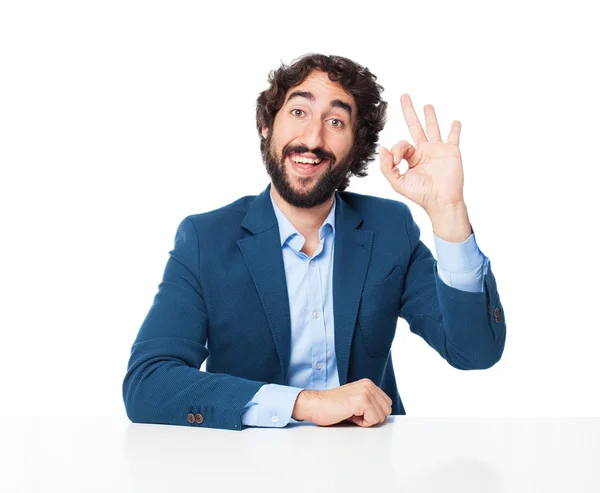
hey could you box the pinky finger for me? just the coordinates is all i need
[447,120,461,146]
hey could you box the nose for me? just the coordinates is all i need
[300,117,325,151]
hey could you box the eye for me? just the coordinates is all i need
[291,109,305,117]
[329,118,345,128]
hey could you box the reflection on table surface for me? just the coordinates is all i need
[3,416,599,492]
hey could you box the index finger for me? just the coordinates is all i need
[400,93,428,145]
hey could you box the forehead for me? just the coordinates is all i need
[285,70,357,112]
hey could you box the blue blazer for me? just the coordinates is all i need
[123,183,506,431]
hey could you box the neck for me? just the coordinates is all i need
[270,183,334,239]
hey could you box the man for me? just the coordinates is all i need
[122,54,506,431]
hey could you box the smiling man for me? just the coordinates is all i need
[123,53,507,431]
[262,70,358,210]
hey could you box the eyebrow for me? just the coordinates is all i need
[286,90,353,118]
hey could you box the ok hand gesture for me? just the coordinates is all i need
[379,94,465,216]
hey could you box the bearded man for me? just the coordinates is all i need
[123,53,506,431]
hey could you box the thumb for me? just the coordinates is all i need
[348,415,366,427]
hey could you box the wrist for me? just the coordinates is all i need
[292,390,318,422]
[427,201,472,243]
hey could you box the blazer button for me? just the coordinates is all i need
[194,413,204,424]
[187,413,195,424]
[494,307,501,323]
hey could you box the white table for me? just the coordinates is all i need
[3,416,599,492]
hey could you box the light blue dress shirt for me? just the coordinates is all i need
[240,191,489,427]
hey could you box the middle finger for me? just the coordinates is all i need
[424,104,442,142]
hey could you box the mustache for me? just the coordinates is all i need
[282,145,336,163]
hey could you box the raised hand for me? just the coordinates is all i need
[379,94,465,216]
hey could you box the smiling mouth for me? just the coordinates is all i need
[287,154,329,175]
[287,153,326,165]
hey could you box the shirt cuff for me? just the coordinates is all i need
[241,384,305,428]
[433,230,489,293]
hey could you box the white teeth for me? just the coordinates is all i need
[290,155,322,164]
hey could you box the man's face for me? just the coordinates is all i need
[262,70,357,208]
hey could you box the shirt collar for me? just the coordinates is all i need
[269,190,337,247]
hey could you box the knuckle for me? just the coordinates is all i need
[362,378,374,388]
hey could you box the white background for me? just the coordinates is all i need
[1,0,598,419]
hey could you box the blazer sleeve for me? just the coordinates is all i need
[398,207,506,370]
[122,217,268,431]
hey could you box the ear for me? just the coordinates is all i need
[261,126,268,140]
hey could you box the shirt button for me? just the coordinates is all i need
[312,310,319,318]
[310,260,316,267]
[271,415,279,423]
[316,362,323,370]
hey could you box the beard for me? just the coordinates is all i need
[262,131,356,209]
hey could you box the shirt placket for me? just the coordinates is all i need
[307,252,327,391]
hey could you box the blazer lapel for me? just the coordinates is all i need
[333,193,373,386]
[237,184,291,384]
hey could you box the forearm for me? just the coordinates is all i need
[401,207,505,370]
[427,201,472,244]
[123,338,268,431]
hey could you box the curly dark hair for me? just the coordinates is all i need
[255,53,387,191]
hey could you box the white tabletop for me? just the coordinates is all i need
[3,416,599,492]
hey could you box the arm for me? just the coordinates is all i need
[377,94,505,369]
[399,208,506,370]
[123,217,270,431]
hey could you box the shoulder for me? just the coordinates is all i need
[181,194,257,233]
[337,189,412,227]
